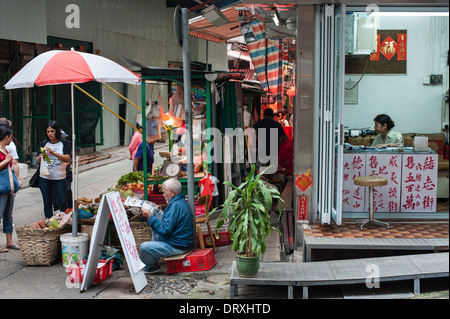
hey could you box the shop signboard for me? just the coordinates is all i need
[343,152,438,214]
[81,192,147,293]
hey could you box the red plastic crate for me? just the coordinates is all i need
[67,259,114,284]
[166,249,216,273]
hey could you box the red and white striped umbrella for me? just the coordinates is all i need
[4,48,140,237]
[4,48,140,89]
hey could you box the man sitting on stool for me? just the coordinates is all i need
[140,178,194,273]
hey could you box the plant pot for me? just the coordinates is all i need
[236,254,260,278]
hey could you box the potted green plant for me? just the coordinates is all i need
[211,164,284,277]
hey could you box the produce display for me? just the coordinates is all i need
[77,197,99,217]
[112,171,168,198]
[45,171,170,224]
[117,171,147,186]
[105,186,135,199]
[117,171,168,185]
[23,210,72,230]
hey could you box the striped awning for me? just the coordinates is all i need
[247,20,283,108]
[228,68,255,81]
[189,6,243,43]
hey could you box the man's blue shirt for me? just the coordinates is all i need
[146,193,194,249]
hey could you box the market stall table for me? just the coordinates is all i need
[147,172,205,195]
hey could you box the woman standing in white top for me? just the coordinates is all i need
[36,121,72,219]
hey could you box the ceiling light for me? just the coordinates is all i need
[371,11,448,17]
[270,9,280,26]
[240,23,257,43]
[202,5,229,27]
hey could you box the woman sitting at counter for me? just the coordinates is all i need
[372,114,403,148]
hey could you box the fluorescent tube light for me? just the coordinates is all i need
[271,9,280,26]
[371,11,448,17]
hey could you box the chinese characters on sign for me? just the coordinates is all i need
[365,154,402,213]
[401,154,438,212]
[370,33,407,61]
[342,154,366,212]
[107,192,146,274]
[342,153,437,213]
[295,170,313,192]
[298,195,308,220]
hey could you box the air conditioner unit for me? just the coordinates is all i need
[345,13,377,55]
[202,5,229,27]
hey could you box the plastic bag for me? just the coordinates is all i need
[198,174,220,207]
[40,160,49,176]
[101,246,123,270]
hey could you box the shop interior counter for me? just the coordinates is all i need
[342,146,438,214]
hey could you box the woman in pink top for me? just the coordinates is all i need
[129,123,143,161]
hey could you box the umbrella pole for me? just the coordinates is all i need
[71,83,78,237]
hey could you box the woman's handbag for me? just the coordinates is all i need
[29,167,40,188]
[0,165,20,194]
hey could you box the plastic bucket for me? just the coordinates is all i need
[60,233,89,268]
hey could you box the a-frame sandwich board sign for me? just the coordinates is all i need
[80,191,147,293]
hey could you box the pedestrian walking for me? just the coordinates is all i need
[129,122,143,170]
[0,124,20,252]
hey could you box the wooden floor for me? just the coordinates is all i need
[230,252,449,299]
[436,198,449,213]
[303,223,449,239]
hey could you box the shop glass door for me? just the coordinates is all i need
[317,4,345,225]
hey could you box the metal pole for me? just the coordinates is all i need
[142,82,148,200]
[71,83,77,237]
[181,8,195,216]
[209,80,220,208]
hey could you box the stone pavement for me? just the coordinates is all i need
[0,143,295,300]
[0,207,288,300]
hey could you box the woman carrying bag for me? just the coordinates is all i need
[36,121,72,219]
[0,125,20,252]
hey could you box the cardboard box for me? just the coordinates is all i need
[414,136,428,151]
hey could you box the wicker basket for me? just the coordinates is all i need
[108,221,152,254]
[130,222,152,252]
[15,226,65,266]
